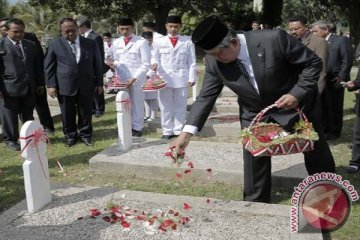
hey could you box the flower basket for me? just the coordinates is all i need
[142,72,167,92]
[240,104,319,157]
[105,70,127,90]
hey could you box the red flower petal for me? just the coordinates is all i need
[174,211,179,216]
[135,214,147,220]
[121,221,131,228]
[103,216,111,222]
[183,203,191,211]
[188,161,194,168]
[90,208,101,216]
[184,169,191,175]
[168,209,175,214]
[180,216,191,224]
[162,219,175,228]
[175,172,183,180]
[206,198,211,204]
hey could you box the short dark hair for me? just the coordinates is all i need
[5,18,25,29]
[252,21,261,25]
[59,17,77,27]
[141,31,153,39]
[0,17,10,23]
[288,15,307,25]
[76,16,91,28]
[103,32,112,38]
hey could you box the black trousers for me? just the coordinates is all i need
[0,95,35,143]
[243,100,336,203]
[350,113,360,167]
[35,90,54,131]
[321,84,345,138]
[58,92,93,140]
[92,91,105,114]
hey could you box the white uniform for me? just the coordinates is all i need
[112,34,151,131]
[104,41,113,80]
[144,32,164,120]
[152,35,197,135]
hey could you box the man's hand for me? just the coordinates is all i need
[95,86,103,95]
[124,78,136,89]
[169,132,192,155]
[47,87,57,99]
[275,94,299,109]
[188,82,196,87]
[151,63,158,71]
[36,86,45,95]
[332,76,344,88]
[341,81,355,89]
[105,57,115,69]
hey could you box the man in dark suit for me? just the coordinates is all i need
[0,18,44,151]
[311,20,353,140]
[0,17,55,135]
[76,16,105,118]
[171,16,335,203]
[44,17,103,147]
[342,66,360,173]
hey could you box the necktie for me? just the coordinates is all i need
[124,37,131,46]
[169,37,178,47]
[70,42,77,57]
[15,42,24,59]
[237,60,258,94]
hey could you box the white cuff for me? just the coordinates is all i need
[182,125,198,135]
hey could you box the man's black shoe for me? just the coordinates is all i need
[161,135,173,140]
[132,130,142,137]
[44,128,55,136]
[65,138,77,147]
[80,138,93,146]
[5,141,21,151]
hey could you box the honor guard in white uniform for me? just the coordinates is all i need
[152,16,197,139]
[107,18,151,137]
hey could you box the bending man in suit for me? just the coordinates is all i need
[76,16,106,118]
[0,18,44,151]
[171,16,335,203]
[44,17,103,147]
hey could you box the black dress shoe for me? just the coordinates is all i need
[5,142,21,151]
[80,138,93,146]
[132,130,142,137]
[65,138,77,147]
[161,135,173,140]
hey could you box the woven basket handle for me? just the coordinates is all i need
[249,104,308,128]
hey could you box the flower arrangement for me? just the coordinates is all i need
[142,72,167,91]
[240,105,319,156]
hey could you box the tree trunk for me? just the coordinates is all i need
[150,5,171,35]
[348,1,360,52]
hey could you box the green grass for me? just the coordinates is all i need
[0,68,359,239]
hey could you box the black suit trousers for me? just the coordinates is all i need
[243,100,335,203]
[0,95,35,143]
[350,114,360,167]
[321,84,345,138]
[35,90,54,130]
[92,91,105,114]
[58,92,93,140]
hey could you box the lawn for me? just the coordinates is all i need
[0,67,359,239]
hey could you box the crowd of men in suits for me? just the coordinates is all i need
[0,14,357,182]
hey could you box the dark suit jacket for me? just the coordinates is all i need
[0,37,43,97]
[326,34,353,82]
[187,29,322,130]
[87,31,107,73]
[44,36,103,96]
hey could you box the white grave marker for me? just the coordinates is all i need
[116,91,132,151]
[20,121,52,213]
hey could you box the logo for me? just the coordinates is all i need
[290,173,358,233]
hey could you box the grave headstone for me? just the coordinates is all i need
[116,91,132,151]
[20,121,52,213]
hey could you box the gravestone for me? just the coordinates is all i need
[20,121,52,213]
[116,91,132,151]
